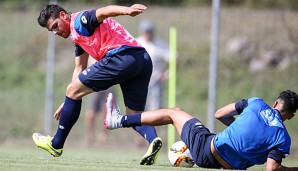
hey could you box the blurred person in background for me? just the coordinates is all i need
[33,4,162,165]
[105,90,298,170]
[135,20,169,148]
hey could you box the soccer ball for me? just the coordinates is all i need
[168,141,195,167]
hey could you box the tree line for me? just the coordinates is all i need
[0,0,298,10]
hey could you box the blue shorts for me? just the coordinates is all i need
[181,118,221,168]
[79,48,152,111]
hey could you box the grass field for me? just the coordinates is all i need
[0,2,298,170]
[0,146,194,171]
[0,146,297,171]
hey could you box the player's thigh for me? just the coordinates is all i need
[170,108,194,136]
[78,48,151,93]
[119,49,152,111]
[78,58,121,92]
[120,74,150,112]
[180,118,216,167]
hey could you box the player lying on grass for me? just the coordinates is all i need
[32,4,162,165]
[105,90,298,170]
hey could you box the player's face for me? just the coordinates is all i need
[46,11,70,38]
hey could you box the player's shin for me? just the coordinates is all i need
[51,96,82,149]
[133,125,157,143]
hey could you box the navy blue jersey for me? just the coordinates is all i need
[214,98,291,169]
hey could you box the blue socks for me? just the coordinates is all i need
[51,96,82,149]
[121,113,142,126]
[121,113,157,143]
[133,126,157,144]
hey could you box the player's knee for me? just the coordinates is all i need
[66,83,76,98]
[66,79,93,99]
[167,107,183,116]
[66,82,82,99]
[172,107,184,112]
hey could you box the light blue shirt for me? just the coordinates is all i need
[214,98,291,169]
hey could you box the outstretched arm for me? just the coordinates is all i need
[96,4,146,22]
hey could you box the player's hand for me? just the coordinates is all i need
[54,102,64,120]
[127,4,146,16]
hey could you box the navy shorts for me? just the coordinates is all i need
[181,118,221,168]
[79,48,152,111]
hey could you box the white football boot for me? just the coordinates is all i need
[105,93,123,130]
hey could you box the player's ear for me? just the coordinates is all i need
[273,100,278,108]
[59,11,68,20]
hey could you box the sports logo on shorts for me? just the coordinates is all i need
[195,122,202,126]
[195,122,203,128]
[82,68,91,75]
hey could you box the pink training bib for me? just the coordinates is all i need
[70,11,141,61]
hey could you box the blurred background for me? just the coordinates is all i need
[0,0,297,159]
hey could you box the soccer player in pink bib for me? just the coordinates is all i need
[32,4,162,165]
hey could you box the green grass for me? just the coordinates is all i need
[0,146,297,171]
[0,146,196,171]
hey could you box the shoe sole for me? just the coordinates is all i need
[140,139,163,165]
[104,93,114,129]
[32,133,61,157]
[37,145,60,157]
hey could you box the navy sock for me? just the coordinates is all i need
[121,113,142,127]
[133,125,157,144]
[51,96,82,149]
[121,113,157,143]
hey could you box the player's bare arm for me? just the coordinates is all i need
[95,4,147,22]
[266,157,298,171]
[72,52,89,81]
[215,103,237,126]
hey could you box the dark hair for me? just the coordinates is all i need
[278,90,298,114]
[38,4,67,27]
